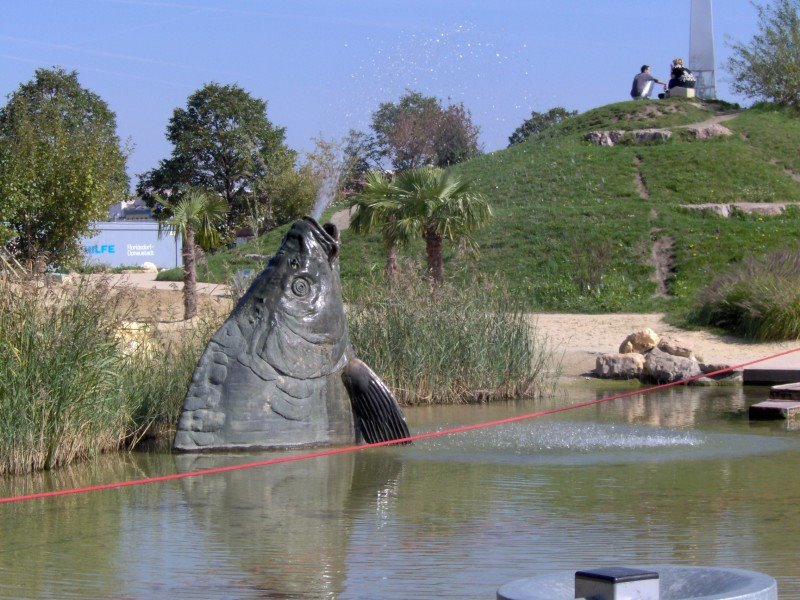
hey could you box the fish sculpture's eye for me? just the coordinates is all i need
[291,277,311,297]
[290,257,300,269]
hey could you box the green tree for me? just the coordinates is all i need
[370,91,481,171]
[338,129,383,199]
[508,107,577,146]
[727,0,800,107]
[158,188,227,320]
[351,168,492,285]
[138,83,298,240]
[261,166,317,226]
[0,67,128,266]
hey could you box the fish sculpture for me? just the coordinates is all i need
[173,216,409,451]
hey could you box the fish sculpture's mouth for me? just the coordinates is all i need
[302,216,339,265]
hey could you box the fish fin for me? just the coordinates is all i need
[342,358,410,445]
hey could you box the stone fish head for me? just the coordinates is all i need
[234,216,348,379]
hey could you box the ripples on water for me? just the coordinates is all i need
[409,421,799,468]
[2,386,800,599]
[475,422,705,450]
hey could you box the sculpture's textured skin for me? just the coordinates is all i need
[173,217,408,452]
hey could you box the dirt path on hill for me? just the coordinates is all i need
[676,109,741,130]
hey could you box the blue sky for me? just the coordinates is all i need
[2,1,760,188]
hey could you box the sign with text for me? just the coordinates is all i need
[83,221,181,269]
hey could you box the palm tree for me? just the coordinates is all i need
[351,167,492,285]
[348,170,408,281]
[158,188,228,319]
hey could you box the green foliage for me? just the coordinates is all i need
[636,138,800,202]
[539,99,715,136]
[369,90,481,170]
[0,275,218,474]
[347,273,557,404]
[339,129,383,198]
[158,187,228,319]
[137,82,301,238]
[725,103,800,172]
[508,107,577,146]
[159,188,228,252]
[118,320,216,446]
[0,278,124,473]
[727,0,800,107]
[349,167,492,284]
[169,100,800,325]
[263,165,317,225]
[0,67,129,266]
[690,247,800,340]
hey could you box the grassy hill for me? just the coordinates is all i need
[163,99,800,322]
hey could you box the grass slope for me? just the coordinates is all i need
[162,100,800,320]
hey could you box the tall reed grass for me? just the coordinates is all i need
[347,273,558,404]
[0,275,215,474]
[691,248,800,341]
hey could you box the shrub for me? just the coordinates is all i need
[690,248,800,340]
[0,273,219,474]
[347,271,558,404]
[117,319,215,447]
[727,0,800,108]
[0,276,129,473]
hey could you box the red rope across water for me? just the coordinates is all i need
[1,347,799,505]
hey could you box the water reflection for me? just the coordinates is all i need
[0,384,799,599]
[606,386,748,429]
[173,451,404,599]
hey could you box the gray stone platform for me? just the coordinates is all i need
[743,352,800,385]
[497,565,776,600]
[770,382,800,400]
[749,400,800,420]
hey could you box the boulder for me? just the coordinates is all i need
[680,203,731,218]
[619,328,660,354]
[642,348,702,384]
[631,128,672,143]
[585,130,625,146]
[140,261,158,273]
[685,123,732,139]
[657,335,695,360]
[585,128,671,147]
[700,363,742,384]
[595,353,645,379]
[730,202,789,217]
[700,362,731,375]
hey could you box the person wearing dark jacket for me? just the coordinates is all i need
[668,57,696,90]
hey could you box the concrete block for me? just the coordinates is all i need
[769,382,800,400]
[574,567,659,600]
[669,86,696,98]
[749,400,800,420]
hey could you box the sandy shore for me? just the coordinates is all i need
[94,272,798,378]
[533,313,799,377]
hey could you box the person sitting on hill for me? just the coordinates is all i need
[667,57,696,91]
[630,65,666,99]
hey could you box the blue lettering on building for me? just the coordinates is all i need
[86,244,116,254]
[83,221,180,268]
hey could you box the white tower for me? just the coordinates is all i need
[689,0,717,99]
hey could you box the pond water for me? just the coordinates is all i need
[1,383,799,599]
